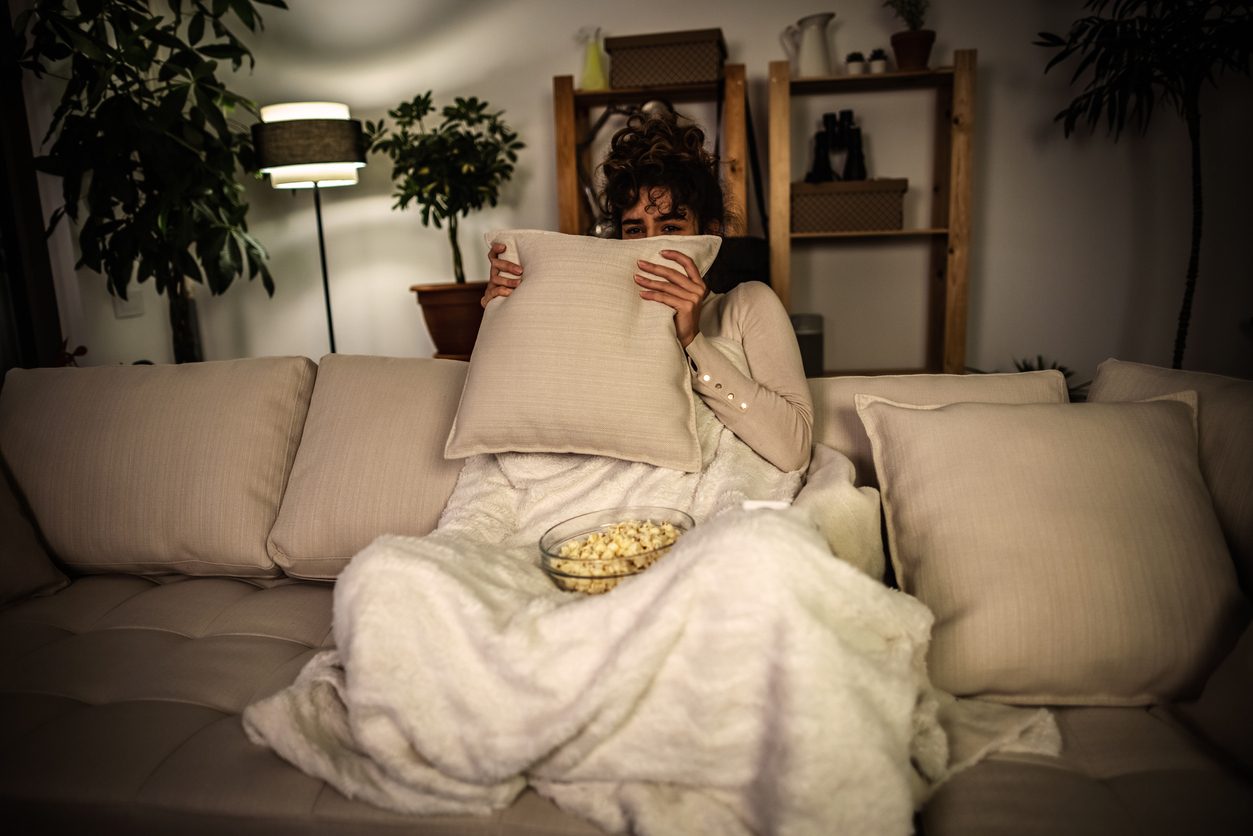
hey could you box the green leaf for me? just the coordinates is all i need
[229,0,255,30]
[13,9,33,38]
[147,25,186,51]
[188,13,205,45]
[195,43,244,60]
[194,85,229,137]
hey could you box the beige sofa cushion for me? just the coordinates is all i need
[923,706,1253,836]
[808,370,1068,487]
[268,355,469,579]
[857,393,1245,705]
[0,358,316,577]
[1088,359,1253,596]
[0,470,67,608]
[445,230,722,472]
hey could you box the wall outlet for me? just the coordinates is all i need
[112,291,144,319]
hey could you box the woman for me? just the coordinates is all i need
[482,113,813,473]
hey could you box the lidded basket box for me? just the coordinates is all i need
[604,28,727,88]
[790,179,908,233]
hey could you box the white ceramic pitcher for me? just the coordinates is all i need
[781,12,835,78]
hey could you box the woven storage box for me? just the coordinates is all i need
[791,179,908,233]
[604,28,726,88]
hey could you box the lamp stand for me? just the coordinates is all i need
[313,184,336,353]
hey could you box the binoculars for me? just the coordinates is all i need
[805,109,867,183]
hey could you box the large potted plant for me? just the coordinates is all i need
[1036,0,1253,368]
[15,0,285,364]
[883,0,935,72]
[365,93,523,358]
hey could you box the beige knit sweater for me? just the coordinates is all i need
[685,281,813,472]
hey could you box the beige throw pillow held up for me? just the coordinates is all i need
[857,392,1244,706]
[445,230,722,472]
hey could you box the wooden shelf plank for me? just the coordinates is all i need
[768,61,793,311]
[791,228,949,239]
[573,81,721,107]
[553,76,580,236]
[790,67,954,95]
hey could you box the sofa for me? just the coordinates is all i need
[0,353,1249,835]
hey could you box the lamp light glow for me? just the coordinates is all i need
[259,102,352,122]
[264,163,362,189]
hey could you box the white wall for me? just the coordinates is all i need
[19,0,1253,381]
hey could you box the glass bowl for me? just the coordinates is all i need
[539,506,695,594]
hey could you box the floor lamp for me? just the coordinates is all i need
[252,103,365,353]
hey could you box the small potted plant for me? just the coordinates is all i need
[883,0,935,72]
[868,48,890,74]
[845,51,867,75]
[366,93,524,357]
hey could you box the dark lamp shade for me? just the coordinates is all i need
[252,119,365,169]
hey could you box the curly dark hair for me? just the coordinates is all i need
[597,113,732,236]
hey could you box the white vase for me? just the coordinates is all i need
[846,61,866,76]
[869,59,888,74]
[781,12,836,77]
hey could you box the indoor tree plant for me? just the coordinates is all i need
[883,0,934,71]
[15,0,286,364]
[1036,1,1252,369]
[365,92,523,357]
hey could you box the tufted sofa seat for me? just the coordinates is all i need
[0,574,599,834]
[924,706,1253,835]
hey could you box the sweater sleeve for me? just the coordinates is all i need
[684,283,814,472]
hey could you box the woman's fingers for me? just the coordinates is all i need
[637,252,705,294]
[482,244,523,307]
[634,251,706,348]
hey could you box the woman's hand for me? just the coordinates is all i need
[635,249,707,347]
[482,243,523,308]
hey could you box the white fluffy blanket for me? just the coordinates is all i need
[244,341,1058,835]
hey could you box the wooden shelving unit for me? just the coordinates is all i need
[768,50,976,375]
[553,65,748,236]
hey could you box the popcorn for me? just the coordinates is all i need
[547,520,683,594]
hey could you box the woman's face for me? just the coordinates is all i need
[620,188,701,239]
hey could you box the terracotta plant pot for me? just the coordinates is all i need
[890,29,936,72]
[411,281,489,360]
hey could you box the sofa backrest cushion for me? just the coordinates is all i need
[268,355,469,579]
[808,370,1068,487]
[1088,359,1253,599]
[0,357,316,577]
[857,392,1246,706]
[0,468,68,607]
